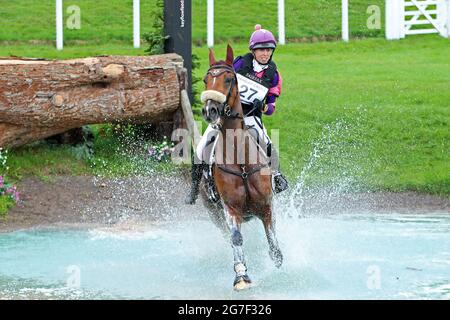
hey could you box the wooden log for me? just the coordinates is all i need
[172,67,188,132]
[0,54,184,148]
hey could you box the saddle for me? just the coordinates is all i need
[201,128,273,204]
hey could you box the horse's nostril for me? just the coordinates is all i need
[210,108,217,117]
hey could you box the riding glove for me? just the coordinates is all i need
[253,99,265,112]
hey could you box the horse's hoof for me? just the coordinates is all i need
[233,275,251,291]
[234,279,251,291]
[274,257,283,268]
[270,249,283,268]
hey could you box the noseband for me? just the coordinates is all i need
[202,64,243,120]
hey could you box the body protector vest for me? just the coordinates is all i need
[235,53,277,118]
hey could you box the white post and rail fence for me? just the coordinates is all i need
[55,0,142,50]
[205,0,449,46]
[53,0,448,50]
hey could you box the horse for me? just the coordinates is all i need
[199,44,283,290]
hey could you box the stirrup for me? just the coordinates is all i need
[273,172,288,193]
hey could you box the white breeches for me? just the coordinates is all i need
[196,116,271,162]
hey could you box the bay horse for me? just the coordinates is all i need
[199,45,283,290]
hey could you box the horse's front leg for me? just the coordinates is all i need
[262,205,283,268]
[224,206,251,290]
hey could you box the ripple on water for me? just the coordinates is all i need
[1,213,450,299]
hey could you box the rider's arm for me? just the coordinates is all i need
[264,71,282,116]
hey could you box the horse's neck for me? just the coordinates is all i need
[218,97,259,168]
[222,97,244,130]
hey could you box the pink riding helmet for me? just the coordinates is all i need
[249,24,277,50]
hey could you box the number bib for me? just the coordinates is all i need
[236,73,269,105]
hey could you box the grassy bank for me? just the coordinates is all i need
[1,0,383,46]
[4,125,179,180]
[0,42,146,59]
[193,36,450,195]
[3,36,448,196]
[0,1,449,198]
[0,0,159,42]
[192,0,385,43]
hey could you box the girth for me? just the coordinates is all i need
[216,163,269,212]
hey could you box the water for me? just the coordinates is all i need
[1,116,448,299]
[1,211,449,299]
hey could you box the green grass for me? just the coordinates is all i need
[0,0,159,42]
[0,0,157,59]
[192,0,385,44]
[4,125,179,181]
[0,1,449,197]
[0,195,15,216]
[6,143,88,181]
[193,36,450,195]
[1,0,384,47]
[84,125,180,177]
[0,42,147,59]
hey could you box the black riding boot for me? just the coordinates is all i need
[273,171,289,193]
[185,162,206,204]
[268,144,289,194]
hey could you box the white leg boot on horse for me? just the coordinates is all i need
[225,208,252,291]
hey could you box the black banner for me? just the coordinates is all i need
[0,299,443,318]
[164,0,192,101]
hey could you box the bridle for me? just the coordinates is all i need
[203,64,243,122]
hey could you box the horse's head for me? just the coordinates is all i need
[201,45,239,127]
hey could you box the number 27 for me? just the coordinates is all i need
[240,85,258,100]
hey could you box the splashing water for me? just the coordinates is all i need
[1,114,448,299]
[283,108,372,218]
[1,208,449,299]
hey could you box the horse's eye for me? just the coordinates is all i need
[224,77,232,84]
[203,75,208,84]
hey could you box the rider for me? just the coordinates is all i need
[185,24,289,204]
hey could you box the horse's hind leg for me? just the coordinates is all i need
[224,206,251,290]
[262,205,283,268]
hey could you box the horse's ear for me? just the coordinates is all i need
[226,44,234,66]
[208,48,216,66]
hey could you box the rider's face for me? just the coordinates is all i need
[253,48,273,64]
